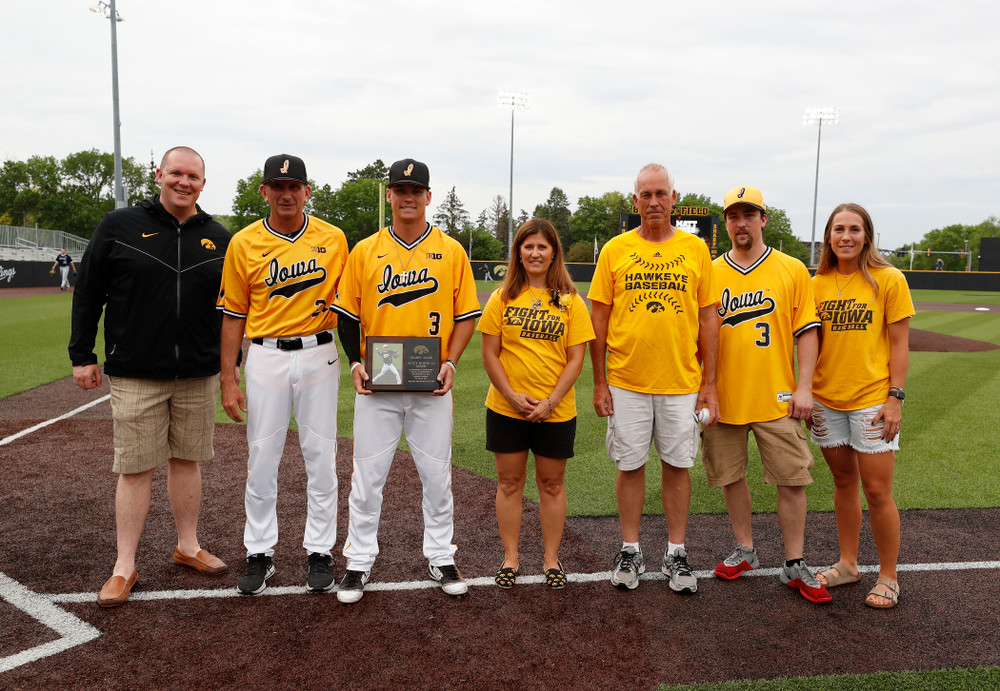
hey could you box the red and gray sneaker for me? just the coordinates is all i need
[780,560,832,603]
[714,544,759,580]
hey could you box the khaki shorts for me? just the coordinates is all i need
[605,386,699,471]
[701,416,814,487]
[109,375,219,474]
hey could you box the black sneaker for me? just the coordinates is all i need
[237,553,274,595]
[429,564,468,596]
[306,552,335,592]
[337,569,370,604]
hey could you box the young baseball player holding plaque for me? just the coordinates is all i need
[332,158,480,604]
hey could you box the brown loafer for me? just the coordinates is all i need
[97,571,138,608]
[173,547,228,575]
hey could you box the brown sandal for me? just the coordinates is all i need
[864,576,900,609]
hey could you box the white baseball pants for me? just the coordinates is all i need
[343,390,457,572]
[243,339,340,556]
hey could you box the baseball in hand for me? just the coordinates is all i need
[696,407,710,425]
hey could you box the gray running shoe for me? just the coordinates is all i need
[337,569,370,604]
[779,560,832,604]
[610,546,645,590]
[714,544,760,580]
[662,547,698,594]
[429,564,469,596]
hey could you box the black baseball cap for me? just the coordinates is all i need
[262,154,308,184]
[388,159,430,189]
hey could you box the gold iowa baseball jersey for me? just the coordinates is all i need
[812,266,914,410]
[218,215,348,339]
[478,287,595,422]
[713,247,820,424]
[589,229,717,394]
[333,224,481,360]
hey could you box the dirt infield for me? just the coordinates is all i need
[2,381,999,688]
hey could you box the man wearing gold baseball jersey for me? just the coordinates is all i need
[219,154,348,595]
[332,158,480,603]
[589,163,719,594]
[704,185,830,604]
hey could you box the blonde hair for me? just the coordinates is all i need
[817,203,892,297]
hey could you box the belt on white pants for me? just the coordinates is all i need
[250,330,334,351]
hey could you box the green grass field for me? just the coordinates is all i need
[3,285,998,691]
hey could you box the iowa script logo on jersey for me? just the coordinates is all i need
[376,264,439,308]
[264,257,327,299]
[717,287,776,327]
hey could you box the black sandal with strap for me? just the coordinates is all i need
[495,565,518,589]
[544,563,567,589]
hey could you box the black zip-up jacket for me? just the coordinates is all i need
[69,195,231,379]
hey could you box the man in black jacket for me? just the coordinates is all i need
[70,146,232,607]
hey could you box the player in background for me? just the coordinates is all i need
[704,186,830,603]
[70,146,230,607]
[479,219,595,589]
[51,248,76,291]
[811,203,913,609]
[375,343,401,385]
[332,158,481,604]
[589,163,719,594]
[219,154,348,596]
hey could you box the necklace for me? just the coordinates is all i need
[834,271,857,298]
[390,227,418,274]
[527,285,547,309]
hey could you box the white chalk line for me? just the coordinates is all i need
[3,559,999,674]
[0,394,110,447]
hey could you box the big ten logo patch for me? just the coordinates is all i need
[426,252,442,260]
[504,305,565,341]
[311,246,327,253]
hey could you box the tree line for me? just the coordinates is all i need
[2,150,996,269]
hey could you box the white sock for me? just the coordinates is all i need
[622,541,640,554]
[668,542,685,556]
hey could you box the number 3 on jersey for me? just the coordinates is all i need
[429,311,441,336]
[754,321,770,347]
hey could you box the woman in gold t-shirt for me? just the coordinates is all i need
[478,219,595,589]
[810,203,914,609]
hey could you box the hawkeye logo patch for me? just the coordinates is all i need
[717,287,776,327]
[280,159,290,174]
[201,239,216,251]
[646,301,665,313]
[414,345,430,355]
[404,163,414,177]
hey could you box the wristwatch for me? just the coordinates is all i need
[888,387,905,401]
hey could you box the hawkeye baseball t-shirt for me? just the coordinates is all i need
[478,288,595,422]
[333,224,481,361]
[812,266,914,410]
[218,214,348,339]
[589,229,717,394]
[713,247,820,424]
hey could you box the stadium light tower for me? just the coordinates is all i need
[90,0,126,209]
[497,90,529,257]
[803,106,840,266]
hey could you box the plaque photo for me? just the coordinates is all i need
[365,337,441,392]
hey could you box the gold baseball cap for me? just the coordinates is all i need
[723,186,766,214]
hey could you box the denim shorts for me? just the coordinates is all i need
[810,400,900,454]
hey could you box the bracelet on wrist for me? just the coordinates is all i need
[350,362,363,373]
[444,359,457,372]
